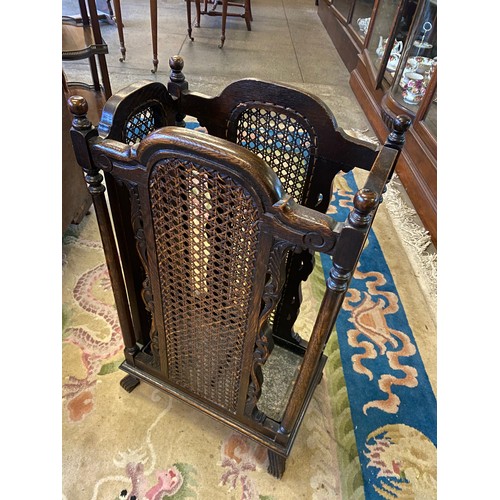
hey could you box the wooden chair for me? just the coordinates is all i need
[69,89,407,477]
[95,55,410,358]
[187,0,253,48]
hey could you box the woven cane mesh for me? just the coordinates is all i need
[149,158,260,413]
[234,107,316,203]
[125,106,157,144]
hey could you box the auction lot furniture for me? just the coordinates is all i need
[68,56,408,478]
[187,0,253,48]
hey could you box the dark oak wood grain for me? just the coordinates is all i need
[67,64,408,478]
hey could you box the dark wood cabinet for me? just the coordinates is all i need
[319,0,437,246]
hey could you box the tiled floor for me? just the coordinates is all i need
[62,0,375,132]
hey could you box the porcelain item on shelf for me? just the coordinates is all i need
[408,56,435,75]
[400,64,418,87]
[402,72,426,106]
[413,40,433,49]
[376,37,403,58]
[414,21,433,50]
[392,40,403,55]
[357,17,370,36]
[387,53,401,72]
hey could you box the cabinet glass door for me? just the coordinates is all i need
[331,0,354,20]
[366,0,402,75]
[390,0,437,113]
[351,0,375,41]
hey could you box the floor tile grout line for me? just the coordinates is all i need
[281,0,304,83]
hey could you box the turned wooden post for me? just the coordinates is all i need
[278,188,380,439]
[68,95,138,364]
[385,114,411,180]
[167,55,189,127]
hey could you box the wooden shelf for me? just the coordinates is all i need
[61,0,112,100]
[62,17,108,60]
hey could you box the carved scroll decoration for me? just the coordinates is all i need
[121,180,160,368]
[245,239,297,422]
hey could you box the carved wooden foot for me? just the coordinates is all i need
[267,450,286,479]
[120,374,140,393]
[151,58,159,74]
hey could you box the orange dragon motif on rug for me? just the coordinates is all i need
[343,263,418,415]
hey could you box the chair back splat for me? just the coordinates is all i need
[68,59,409,478]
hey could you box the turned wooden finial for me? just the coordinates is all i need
[167,55,188,127]
[169,55,185,83]
[386,114,411,150]
[384,114,411,181]
[168,54,188,99]
[68,95,92,130]
[348,188,379,228]
[68,94,100,184]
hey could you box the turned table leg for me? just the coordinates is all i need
[186,0,194,40]
[218,0,228,48]
[150,0,159,73]
[112,0,126,62]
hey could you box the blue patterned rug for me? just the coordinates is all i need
[187,118,437,497]
[62,120,436,499]
[322,170,437,499]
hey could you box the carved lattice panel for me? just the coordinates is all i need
[234,107,316,203]
[149,158,261,413]
[125,106,157,144]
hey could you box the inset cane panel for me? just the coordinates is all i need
[149,158,261,413]
[233,107,317,203]
[124,106,157,144]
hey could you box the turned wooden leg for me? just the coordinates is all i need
[88,55,101,93]
[195,0,201,27]
[267,450,286,479]
[112,0,126,62]
[106,0,115,16]
[150,0,159,73]
[244,0,252,31]
[219,0,228,48]
[120,374,141,393]
[186,0,194,40]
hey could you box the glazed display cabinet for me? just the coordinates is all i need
[319,0,437,246]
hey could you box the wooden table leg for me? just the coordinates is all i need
[87,0,113,98]
[196,0,201,27]
[112,0,127,62]
[219,0,228,48]
[245,0,252,26]
[150,0,159,73]
[88,55,102,93]
[186,0,193,40]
